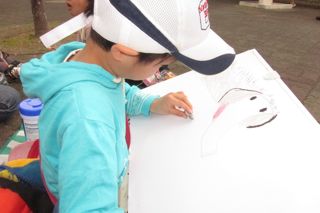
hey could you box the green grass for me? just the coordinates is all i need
[0,21,74,61]
[0,31,45,54]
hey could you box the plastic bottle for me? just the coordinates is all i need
[19,98,43,141]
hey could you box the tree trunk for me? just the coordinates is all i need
[31,0,49,37]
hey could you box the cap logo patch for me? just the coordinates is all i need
[199,0,209,30]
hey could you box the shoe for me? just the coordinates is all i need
[316,16,320,21]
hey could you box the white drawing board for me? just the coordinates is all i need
[128,49,320,213]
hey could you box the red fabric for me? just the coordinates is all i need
[0,188,32,213]
[125,117,131,148]
[27,139,40,158]
[39,155,58,206]
[8,140,35,161]
[41,171,58,205]
[8,139,40,161]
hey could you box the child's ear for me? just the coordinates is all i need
[111,44,139,61]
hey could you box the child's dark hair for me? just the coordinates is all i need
[85,1,171,64]
[90,30,171,64]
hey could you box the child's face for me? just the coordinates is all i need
[123,55,175,81]
[65,0,89,16]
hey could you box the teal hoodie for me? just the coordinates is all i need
[20,42,158,212]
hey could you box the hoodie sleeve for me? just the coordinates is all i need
[125,83,159,117]
[57,119,124,213]
[20,42,86,100]
[20,58,51,99]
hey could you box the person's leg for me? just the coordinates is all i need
[0,85,20,122]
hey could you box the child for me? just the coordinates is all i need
[65,0,93,42]
[20,0,235,212]
[65,0,175,88]
[66,0,93,17]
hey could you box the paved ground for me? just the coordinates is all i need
[212,0,320,122]
[0,0,319,145]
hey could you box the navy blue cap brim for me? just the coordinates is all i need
[174,52,235,75]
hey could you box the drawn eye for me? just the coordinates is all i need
[250,96,257,100]
[259,108,267,112]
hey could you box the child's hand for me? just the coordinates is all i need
[150,91,193,119]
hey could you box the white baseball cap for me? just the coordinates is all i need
[41,0,235,75]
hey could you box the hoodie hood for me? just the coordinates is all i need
[20,42,120,103]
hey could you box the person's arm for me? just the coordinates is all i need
[125,83,193,119]
[125,83,159,117]
[57,119,124,213]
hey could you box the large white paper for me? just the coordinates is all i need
[128,49,320,213]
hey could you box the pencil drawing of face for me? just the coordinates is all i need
[215,88,277,127]
[201,88,277,157]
